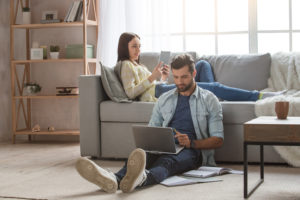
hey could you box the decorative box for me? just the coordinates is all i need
[56,87,79,96]
[65,44,93,58]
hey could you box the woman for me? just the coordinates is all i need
[118,32,284,102]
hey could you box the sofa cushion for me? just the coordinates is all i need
[221,101,256,124]
[100,100,255,124]
[100,101,155,122]
[198,53,271,91]
[100,62,131,103]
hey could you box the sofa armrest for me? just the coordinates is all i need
[79,75,108,158]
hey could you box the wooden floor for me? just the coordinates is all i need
[0,142,300,200]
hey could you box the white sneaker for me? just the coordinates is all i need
[120,148,147,193]
[76,157,118,193]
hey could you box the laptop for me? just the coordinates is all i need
[132,125,184,154]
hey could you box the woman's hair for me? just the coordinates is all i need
[170,54,195,74]
[117,32,140,62]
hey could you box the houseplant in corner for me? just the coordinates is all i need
[50,45,60,59]
[22,7,31,24]
[24,82,42,95]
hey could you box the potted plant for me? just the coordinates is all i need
[50,45,60,59]
[24,82,42,95]
[22,7,31,24]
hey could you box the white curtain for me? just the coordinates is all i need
[97,0,174,67]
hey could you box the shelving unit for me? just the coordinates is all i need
[10,0,99,143]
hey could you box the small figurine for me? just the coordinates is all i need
[32,124,40,132]
[48,126,55,131]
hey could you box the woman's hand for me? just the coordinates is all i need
[161,64,170,82]
[148,62,163,83]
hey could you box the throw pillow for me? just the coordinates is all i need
[100,62,131,103]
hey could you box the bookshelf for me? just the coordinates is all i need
[10,0,99,143]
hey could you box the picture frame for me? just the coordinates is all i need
[42,11,58,20]
[30,48,43,60]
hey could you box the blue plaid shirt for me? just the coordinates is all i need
[149,85,224,166]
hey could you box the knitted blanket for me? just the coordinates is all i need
[255,52,300,167]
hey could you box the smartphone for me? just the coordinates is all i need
[159,51,171,66]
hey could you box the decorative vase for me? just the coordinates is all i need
[50,52,59,59]
[22,11,31,24]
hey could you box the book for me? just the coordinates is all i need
[67,1,80,22]
[75,1,83,21]
[80,0,88,21]
[182,166,243,178]
[160,175,222,187]
[64,2,74,22]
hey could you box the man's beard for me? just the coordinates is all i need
[176,79,194,92]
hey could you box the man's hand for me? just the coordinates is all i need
[174,129,191,148]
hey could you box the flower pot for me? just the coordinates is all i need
[24,86,40,95]
[22,11,31,24]
[50,52,59,59]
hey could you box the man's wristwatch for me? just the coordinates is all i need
[190,139,195,149]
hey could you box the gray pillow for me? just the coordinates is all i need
[100,62,131,103]
[198,53,271,91]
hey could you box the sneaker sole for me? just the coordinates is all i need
[120,149,146,193]
[76,157,117,193]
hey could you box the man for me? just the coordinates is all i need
[76,54,224,193]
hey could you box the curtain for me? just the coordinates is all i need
[97,0,174,67]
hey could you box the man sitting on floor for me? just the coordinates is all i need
[76,53,224,193]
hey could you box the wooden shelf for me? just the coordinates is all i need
[12,58,97,64]
[10,0,98,143]
[15,129,80,135]
[12,20,97,29]
[14,95,79,99]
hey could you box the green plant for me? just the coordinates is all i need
[50,45,60,52]
[22,7,30,12]
[24,82,42,94]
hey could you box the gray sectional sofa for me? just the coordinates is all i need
[79,52,285,163]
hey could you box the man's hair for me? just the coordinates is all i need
[117,32,140,63]
[170,54,195,74]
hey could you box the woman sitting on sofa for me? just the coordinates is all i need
[118,32,284,102]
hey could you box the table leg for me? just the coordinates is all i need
[244,142,248,198]
[260,145,264,180]
[244,143,265,198]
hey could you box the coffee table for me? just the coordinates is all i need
[243,116,300,198]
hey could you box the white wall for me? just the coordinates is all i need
[0,0,97,142]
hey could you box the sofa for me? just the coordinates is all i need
[79,52,285,163]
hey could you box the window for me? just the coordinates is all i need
[184,0,249,55]
[140,0,298,55]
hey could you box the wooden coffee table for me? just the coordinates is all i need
[243,116,300,198]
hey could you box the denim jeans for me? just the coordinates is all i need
[155,60,260,101]
[195,60,215,82]
[115,149,202,187]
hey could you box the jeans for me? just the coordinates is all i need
[155,60,260,101]
[115,149,202,187]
